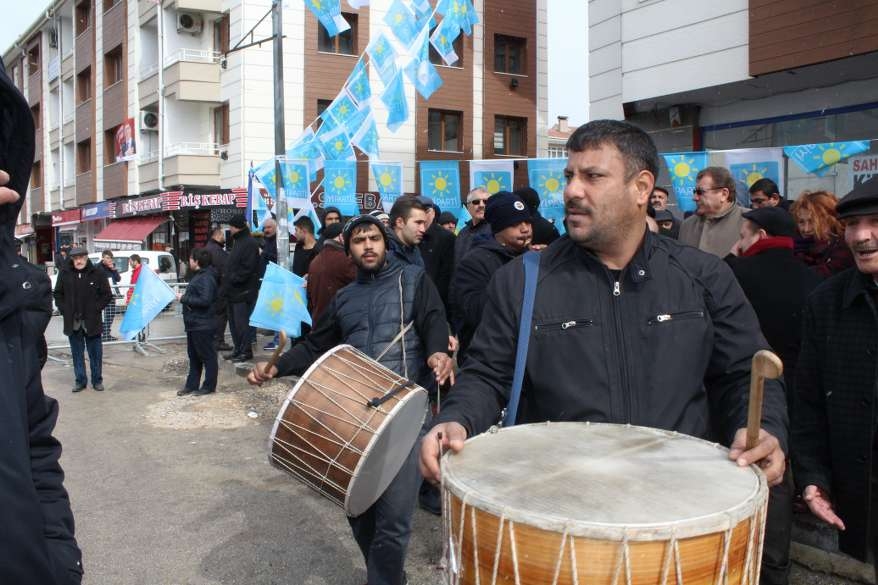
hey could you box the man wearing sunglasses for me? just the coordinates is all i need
[454,187,492,269]
[679,166,746,257]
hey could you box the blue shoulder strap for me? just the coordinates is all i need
[503,251,540,427]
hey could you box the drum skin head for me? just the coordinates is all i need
[441,422,767,540]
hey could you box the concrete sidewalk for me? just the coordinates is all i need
[41,341,864,584]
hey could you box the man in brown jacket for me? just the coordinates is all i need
[306,222,356,321]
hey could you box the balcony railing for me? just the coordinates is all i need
[163,48,220,67]
[139,150,159,163]
[165,142,219,156]
[140,62,159,78]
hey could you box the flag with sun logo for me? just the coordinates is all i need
[470,159,514,195]
[344,59,371,107]
[381,70,409,133]
[367,33,398,87]
[662,152,709,213]
[784,141,871,177]
[384,0,419,48]
[316,123,356,162]
[278,158,311,208]
[370,162,404,211]
[527,158,567,234]
[305,0,350,37]
[249,263,311,338]
[323,159,359,215]
[420,160,462,215]
[119,266,176,341]
[717,148,784,207]
[430,15,461,65]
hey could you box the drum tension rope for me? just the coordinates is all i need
[367,380,416,408]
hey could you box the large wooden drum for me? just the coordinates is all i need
[441,422,768,585]
[269,345,428,516]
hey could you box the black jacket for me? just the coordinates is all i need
[388,231,424,267]
[223,228,261,303]
[793,269,878,561]
[419,222,455,308]
[434,232,788,455]
[204,238,228,282]
[260,234,278,276]
[450,238,522,361]
[454,219,491,269]
[52,260,113,337]
[530,212,560,247]
[181,268,218,332]
[0,57,83,585]
[726,245,821,396]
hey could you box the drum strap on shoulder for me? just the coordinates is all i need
[502,251,540,427]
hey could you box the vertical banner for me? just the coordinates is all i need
[419,160,463,217]
[114,118,137,162]
[322,160,359,216]
[527,158,567,234]
[279,158,311,209]
[369,161,404,212]
[663,152,709,213]
[469,159,514,194]
[715,148,784,207]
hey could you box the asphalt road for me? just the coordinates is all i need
[40,340,863,584]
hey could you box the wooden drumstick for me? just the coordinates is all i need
[746,350,783,450]
[263,331,289,378]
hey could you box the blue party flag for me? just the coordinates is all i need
[279,158,310,207]
[249,262,311,338]
[663,152,709,213]
[293,203,323,236]
[254,158,280,198]
[370,161,403,209]
[470,159,513,194]
[345,59,372,106]
[430,18,461,66]
[306,0,350,37]
[323,159,359,215]
[384,0,419,48]
[285,130,323,180]
[405,32,443,100]
[784,141,870,177]
[381,70,409,132]
[317,123,356,161]
[367,34,398,86]
[352,112,381,159]
[729,160,781,206]
[527,158,567,234]
[325,92,360,129]
[118,266,176,340]
[419,160,462,215]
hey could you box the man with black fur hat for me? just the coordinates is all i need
[793,176,878,580]
[450,191,532,364]
[247,213,453,585]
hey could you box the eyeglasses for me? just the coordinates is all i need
[467,199,488,206]
[692,187,724,196]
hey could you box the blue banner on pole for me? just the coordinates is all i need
[249,262,311,338]
[118,267,176,340]
[527,158,566,234]
[419,160,462,216]
[323,159,359,215]
[663,152,709,213]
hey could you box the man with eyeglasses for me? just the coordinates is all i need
[679,166,746,257]
[454,187,492,269]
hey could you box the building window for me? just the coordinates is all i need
[27,45,40,76]
[429,25,463,67]
[213,103,229,146]
[494,115,527,156]
[76,0,91,36]
[105,46,123,87]
[317,13,356,55]
[31,105,41,130]
[11,63,21,90]
[213,13,230,54]
[315,98,332,129]
[428,109,462,152]
[77,139,91,173]
[494,34,526,74]
[31,162,42,189]
[547,144,567,158]
[103,0,119,12]
[104,129,117,163]
[76,68,91,103]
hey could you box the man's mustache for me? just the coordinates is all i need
[565,201,593,215]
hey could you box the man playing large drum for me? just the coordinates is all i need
[420,120,789,584]
[249,213,453,585]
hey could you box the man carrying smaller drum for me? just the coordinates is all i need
[421,120,790,584]
[248,213,453,585]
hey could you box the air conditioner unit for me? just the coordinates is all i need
[141,110,159,132]
[177,12,203,34]
[49,29,59,49]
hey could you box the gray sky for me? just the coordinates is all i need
[2,0,589,128]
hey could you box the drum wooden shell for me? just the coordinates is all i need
[441,423,769,585]
[269,345,428,516]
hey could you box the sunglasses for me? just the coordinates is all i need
[468,199,488,206]
[692,187,724,196]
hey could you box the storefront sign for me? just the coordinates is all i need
[14,223,34,237]
[851,154,878,187]
[81,201,116,221]
[118,195,164,218]
[51,209,81,226]
[163,188,248,211]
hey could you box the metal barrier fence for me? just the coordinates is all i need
[46,283,191,360]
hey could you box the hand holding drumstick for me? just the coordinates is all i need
[247,332,288,386]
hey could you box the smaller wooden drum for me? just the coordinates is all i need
[441,422,769,585]
[269,344,428,516]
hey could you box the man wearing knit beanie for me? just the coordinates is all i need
[450,192,532,363]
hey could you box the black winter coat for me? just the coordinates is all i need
[793,269,878,561]
[419,222,456,307]
[52,260,112,337]
[204,238,228,282]
[454,219,491,269]
[260,234,277,276]
[726,246,821,396]
[0,56,83,585]
[450,237,522,362]
[530,212,560,247]
[181,268,218,332]
[434,231,788,455]
[223,228,261,303]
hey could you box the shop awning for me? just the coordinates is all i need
[94,216,166,244]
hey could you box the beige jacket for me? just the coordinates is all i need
[678,204,745,257]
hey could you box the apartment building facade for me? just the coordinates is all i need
[589,0,878,197]
[4,0,547,263]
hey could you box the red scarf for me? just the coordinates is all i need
[742,236,794,257]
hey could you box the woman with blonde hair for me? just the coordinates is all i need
[790,190,853,278]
